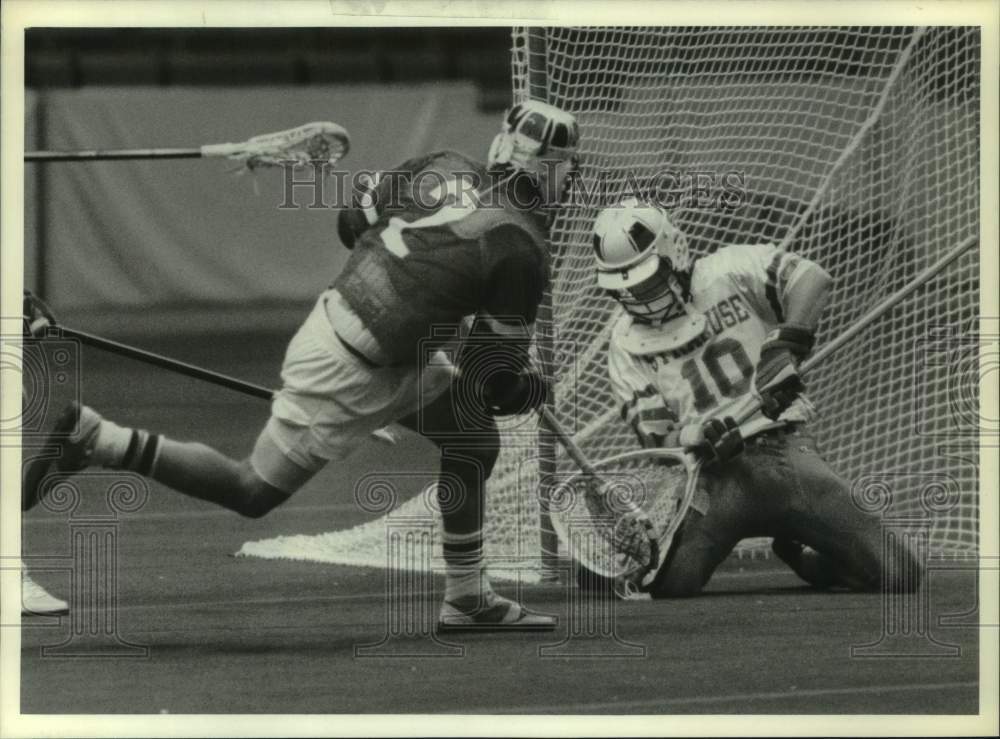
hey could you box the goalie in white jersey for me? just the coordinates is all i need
[593,198,921,597]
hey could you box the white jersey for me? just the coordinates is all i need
[609,243,816,447]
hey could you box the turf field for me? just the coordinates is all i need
[20,316,980,714]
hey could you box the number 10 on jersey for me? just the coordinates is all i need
[680,337,755,413]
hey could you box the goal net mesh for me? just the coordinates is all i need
[495,25,981,568]
[240,26,980,578]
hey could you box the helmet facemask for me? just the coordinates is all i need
[593,198,706,348]
[611,260,690,325]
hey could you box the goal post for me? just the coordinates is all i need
[521,29,564,581]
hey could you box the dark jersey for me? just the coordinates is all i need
[333,151,549,365]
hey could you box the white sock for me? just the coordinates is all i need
[91,420,133,467]
[445,568,495,603]
[441,528,494,602]
[92,420,162,475]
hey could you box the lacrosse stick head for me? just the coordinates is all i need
[546,448,701,590]
[208,121,351,171]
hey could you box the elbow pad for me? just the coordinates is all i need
[337,172,384,250]
[336,207,370,250]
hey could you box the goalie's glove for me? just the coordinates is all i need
[685,416,744,464]
[482,367,548,416]
[336,207,369,250]
[754,323,815,420]
[22,290,57,339]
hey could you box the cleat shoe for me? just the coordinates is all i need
[22,570,68,616]
[437,591,556,633]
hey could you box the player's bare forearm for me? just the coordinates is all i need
[782,262,832,329]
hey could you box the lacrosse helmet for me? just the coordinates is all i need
[488,100,580,206]
[593,198,706,346]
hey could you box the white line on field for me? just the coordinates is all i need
[487,680,979,713]
[91,591,392,611]
[489,680,979,713]
[21,501,368,522]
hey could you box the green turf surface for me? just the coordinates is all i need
[20,325,981,714]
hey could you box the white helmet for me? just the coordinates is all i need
[488,100,579,206]
[593,198,705,347]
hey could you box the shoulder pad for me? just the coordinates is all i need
[693,243,774,287]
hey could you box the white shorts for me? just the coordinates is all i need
[250,289,455,492]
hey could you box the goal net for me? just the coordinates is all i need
[502,25,981,569]
[240,26,980,579]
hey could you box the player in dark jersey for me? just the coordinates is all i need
[29,100,580,630]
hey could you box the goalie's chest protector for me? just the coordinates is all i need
[334,153,548,364]
[617,249,775,428]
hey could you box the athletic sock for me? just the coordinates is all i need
[93,420,162,475]
[442,529,492,603]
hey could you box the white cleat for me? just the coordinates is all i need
[22,570,68,616]
[437,590,556,633]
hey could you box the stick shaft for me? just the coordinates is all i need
[25,149,202,162]
[538,407,598,475]
[58,325,274,400]
[56,325,397,445]
[803,235,977,374]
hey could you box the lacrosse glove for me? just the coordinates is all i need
[22,290,56,339]
[700,416,745,463]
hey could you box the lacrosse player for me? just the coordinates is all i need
[592,198,922,597]
[28,101,579,630]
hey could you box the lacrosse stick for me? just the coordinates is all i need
[25,121,350,171]
[51,324,398,445]
[546,234,978,591]
[539,406,668,584]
